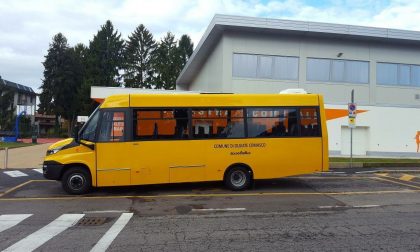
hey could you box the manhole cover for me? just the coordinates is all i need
[76,217,109,226]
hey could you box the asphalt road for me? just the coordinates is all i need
[0,168,420,251]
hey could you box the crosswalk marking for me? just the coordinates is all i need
[0,213,135,251]
[32,169,43,174]
[2,214,84,252]
[90,213,133,252]
[3,171,28,178]
[0,214,32,233]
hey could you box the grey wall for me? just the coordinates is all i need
[188,30,420,107]
[188,37,224,92]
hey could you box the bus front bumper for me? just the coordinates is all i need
[42,161,64,180]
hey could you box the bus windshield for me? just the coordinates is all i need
[79,107,100,142]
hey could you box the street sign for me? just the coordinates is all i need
[348,117,356,128]
[348,103,357,118]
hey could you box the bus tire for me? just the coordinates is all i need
[224,166,251,191]
[62,167,91,195]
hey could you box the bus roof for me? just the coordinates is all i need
[100,93,322,109]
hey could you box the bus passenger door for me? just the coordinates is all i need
[130,108,205,185]
[130,141,170,185]
[167,141,206,183]
[96,110,131,187]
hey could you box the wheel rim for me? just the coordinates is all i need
[231,170,246,187]
[68,174,85,191]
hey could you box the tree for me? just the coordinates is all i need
[123,24,157,88]
[177,34,194,66]
[152,33,194,90]
[153,32,179,89]
[39,33,84,135]
[86,20,125,88]
[73,43,96,116]
[0,83,14,130]
[58,46,84,135]
[39,33,68,116]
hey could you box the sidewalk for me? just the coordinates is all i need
[19,138,64,144]
[0,144,50,169]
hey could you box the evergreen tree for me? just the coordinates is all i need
[123,24,156,88]
[39,33,84,135]
[0,83,14,130]
[39,33,68,116]
[86,20,124,88]
[73,43,97,116]
[153,32,179,89]
[177,34,194,66]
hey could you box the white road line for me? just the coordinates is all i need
[319,205,380,209]
[0,214,32,233]
[32,169,43,174]
[353,205,380,208]
[3,171,28,178]
[83,210,128,214]
[191,208,247,212]
[316,171,346,174]
[2,214,84,252]
[355,171,377,174]
[90,212,133,252]
[318,205,347,209]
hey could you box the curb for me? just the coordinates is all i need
[330,162,420,169]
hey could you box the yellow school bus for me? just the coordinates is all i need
[43,93,328,194]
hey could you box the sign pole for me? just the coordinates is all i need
[350,90,354,168]
[4,147,8,169]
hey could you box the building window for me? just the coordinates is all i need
[274,56,299,80]
[233,53,298,80]
[307,58,369,84]
[233,54,257,78]
[257,55,272,79]
[377,62,420,87]
[307,58,330,82]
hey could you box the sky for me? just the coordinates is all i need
[1,0,420,92]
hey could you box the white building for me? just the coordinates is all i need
[0,76,36,117]
[176,15,420,157]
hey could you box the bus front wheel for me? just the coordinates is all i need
[62,167,91,195]
[224,166,252,191]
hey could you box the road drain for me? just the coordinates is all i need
[76,217,109,226]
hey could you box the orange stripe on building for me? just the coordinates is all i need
[325,109,367,121]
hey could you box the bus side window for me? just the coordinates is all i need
[299,108,320,137]
[98,111,126,142]
[247,108,292,138]
[134,109,189,140]
[192,108,245,139]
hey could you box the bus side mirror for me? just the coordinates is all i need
[73,124,80,143]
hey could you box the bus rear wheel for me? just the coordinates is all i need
[224,166,251,191]
[62,167,91,195]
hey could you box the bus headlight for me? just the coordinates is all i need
[46,147,63,156]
